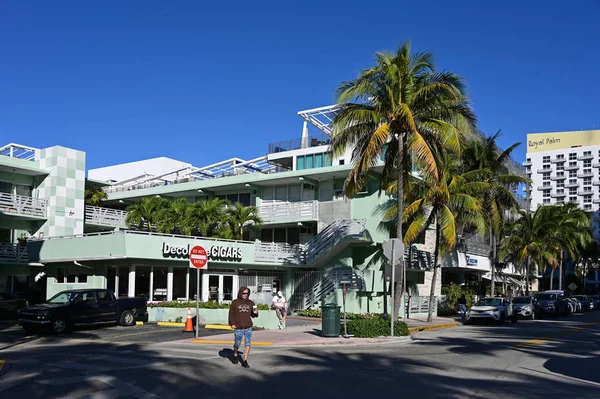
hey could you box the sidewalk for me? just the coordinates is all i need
[170,316,460,348]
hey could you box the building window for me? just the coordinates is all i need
[584,177,592,185]
[570,196,577,202]
[569,153,577,160]
[543,198,551,204]
[56,267,88,284]
[584,196,592,204]
[543,174,551,181]
[585,160,592,168]
[557,164,564,171]
[584,168,592,175]
[584,151,592,156]
[557,181,564,188]
[543,182,551,187]
[543,156,550,163]
[570,188,577,195]
[585,204,592,210]
[569,161,577,167]
[543,190,551,198]
[557,154,565,160]
[557,171,564,177]
[569,171,577,178]
[557,189,564,194]
[296,152,333,170]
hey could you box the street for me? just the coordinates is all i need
[1,311,600,398]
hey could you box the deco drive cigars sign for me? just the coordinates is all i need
[162,242,243,262]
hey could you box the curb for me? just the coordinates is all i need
[205,324,232,330]
[0,360,11,378]
[408,322,459,334]
[156,322,185,327]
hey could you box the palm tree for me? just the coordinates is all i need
[85,188,108,206]
[155,197,192,235]
[461,131,529,296]
[331,41,476,320]
[225,202,263,240]
[398,164,486,322]
[125,197,167,231]
[501,207,560,295]
[186,197,230,237]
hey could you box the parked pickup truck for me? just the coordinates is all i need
[17,289,147,334]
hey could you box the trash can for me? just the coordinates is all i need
[321,303,341,337]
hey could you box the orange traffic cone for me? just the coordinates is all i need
[183,307,194,332]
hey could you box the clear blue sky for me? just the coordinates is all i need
[1,1,599,170]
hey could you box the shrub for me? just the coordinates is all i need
[296,308,393,320]
[147,301,269,310]
[345,318,409,338]
[441,284,476,312]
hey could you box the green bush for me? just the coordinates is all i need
[296,308,322,317]
[147,300,269,310]
[345,318,409,338]
[441,284,476,311]
[296,308,393,320]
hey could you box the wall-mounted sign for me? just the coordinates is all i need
[466,255,478,265]
[162,243,243,262]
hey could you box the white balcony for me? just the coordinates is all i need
[578,154,594,160]
[522,160,532,167]
[564,164,580,171]
[0,192,47,218]
[551,192,567,198]
[537,168,552,174]
[537,186,552,191]
[578,171,594,178]
[0,242,28,263]
[578,190,594,196]
[258,200,318,224]
[550,175,566,181]
[564,182,580,188]
[85,206,128,228]
[551,157,566,164]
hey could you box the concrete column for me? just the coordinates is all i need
[167,267,174,301]
[149,266,154,302]
[185,267,190,300]
[128,265,136,297]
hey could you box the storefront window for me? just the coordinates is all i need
[136,267,151,299]
[107,267,116,293]
[153,267,168,302]
[173,269,188,300]
[118,266,129,297]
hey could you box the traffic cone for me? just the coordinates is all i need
[183,307,194,332]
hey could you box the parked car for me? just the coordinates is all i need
[512,296,540,320]
[17,289,147,334]
[537,291,570,316]
[0,292,29,319]
[588,295,600,310]
[466,297,518,324]
[564,297,578,314]
[570,295,594,311]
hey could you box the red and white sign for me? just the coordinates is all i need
[189,246,208,269]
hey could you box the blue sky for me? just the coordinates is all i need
[1,1,599,170]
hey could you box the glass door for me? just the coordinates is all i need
[204,273,237,304]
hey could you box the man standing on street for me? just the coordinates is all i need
[228,286,258,368]
[272,290,287,329]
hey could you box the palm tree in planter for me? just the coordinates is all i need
[225,202,263,240]
[330,41,476,320]
[125,197,167,231]
[155,197,193,235]
[84,189,108,206]
[186,197,231,238]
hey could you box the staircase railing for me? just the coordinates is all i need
[296,268,365,309]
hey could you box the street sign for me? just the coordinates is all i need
[189,246,208,269]
[568,282,578,291]
[382,239,403,262]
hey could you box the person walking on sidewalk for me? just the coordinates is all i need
[272,290,287,329]
[228,286,258,368]
[458,294,468,321]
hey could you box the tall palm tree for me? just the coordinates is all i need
[155,197,192,235]
[398,165,486,322]
[461,131,529,296]
[331,41,476,320]
[501,207,560,295]
[225,202,263,240]
[85,189,108,206]
[125,197,167,231]
[186,197,230,237]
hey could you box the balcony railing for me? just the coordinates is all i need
[258,201,318,223]
[85,206,128,228]
[564,182,580,188]
[268,134,331,154]
[537,186,552,191]
[0,192,47,218]
[551,157,566,164]
[564,164,580,171]
[0,242,28,263]
[537,168,552,174]
[550,175,566,181]
[578,171,594,178]
[578,190,594,196]
[551,192,567,198]
[522,160,532,167]
[578,154,594,160]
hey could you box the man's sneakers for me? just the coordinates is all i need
[229,356,238,365]
[241,359,250,368]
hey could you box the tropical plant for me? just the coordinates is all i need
[84,188,108,206]
[461,131,529,295]
[330,41,476,320]
[397,162,486,322]
[155,197,192,235]
[185,197,231,238]
[125,197,167,231]
[225,202,263,240]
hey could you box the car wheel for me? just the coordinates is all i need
[120,310,136,326]
[52,318,71,334]
[529,312,535,321]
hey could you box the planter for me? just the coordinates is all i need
[147,307,284,330]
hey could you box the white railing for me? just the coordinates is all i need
[254,219,368,264]
[258,200,318,223]
[0,242,28,263]
[85,205,128,228]
[0,192,47,218]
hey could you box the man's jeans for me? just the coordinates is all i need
[459,304,467,320]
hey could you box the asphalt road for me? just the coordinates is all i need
[1,311,600,398]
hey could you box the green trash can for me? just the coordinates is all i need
[321,304,341,337]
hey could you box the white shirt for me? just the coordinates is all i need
[272,295,286,308]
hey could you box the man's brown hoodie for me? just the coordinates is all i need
[228,286,257,329]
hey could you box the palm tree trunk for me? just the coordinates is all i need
[393,133,405,321]
[427,210,441,322]
[559,250,564,291]
[550,266,554,290]
[525,256,531,295]
[490,226,496,297]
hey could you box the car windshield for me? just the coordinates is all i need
[476,298,502,306]
[538,294,557,300]
[47,292,77,304]
[512,297,531,304]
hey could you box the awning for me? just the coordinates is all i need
[506,276,525,287]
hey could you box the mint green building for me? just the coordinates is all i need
[1,107,439,317]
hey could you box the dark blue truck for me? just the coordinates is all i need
[17,289,147,333]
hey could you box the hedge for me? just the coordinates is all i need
[147,300,270,310]
[345,318,409,337]
[296,308,387,320]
